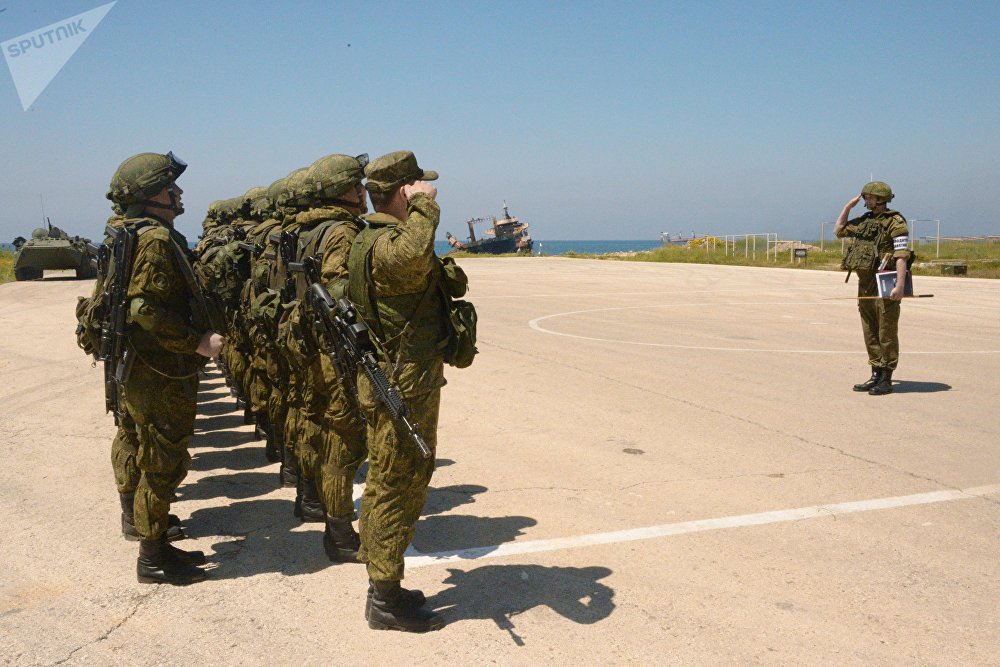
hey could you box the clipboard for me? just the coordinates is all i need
[876,270,913,298]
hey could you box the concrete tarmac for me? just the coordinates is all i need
[1,259,998,665]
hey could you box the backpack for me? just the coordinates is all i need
[438,256,478,369]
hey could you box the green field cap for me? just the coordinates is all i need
[364,150,438,194]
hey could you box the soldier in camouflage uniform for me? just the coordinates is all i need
[242,187,288,468]
[350,151,447,632]
[287,153,370,560]
[266,168,330,522]
[225,187,268,411]
[77,204,191,544]
[835,181,911,395]
[106,152,225,585]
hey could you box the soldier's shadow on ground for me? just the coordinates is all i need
[186,499,336,579]
[178,471,278,501]
[427,564,616,644]
[190,428,257,450]
[411,514,537,555]
[891,380,952,394]
[196,398,241,416]
[188,444,272,472]
[422,484,489,516]
[195,413,249,433]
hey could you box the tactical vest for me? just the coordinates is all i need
[348,222,448,364]
[841,211,903,273]
[294,217,349,300]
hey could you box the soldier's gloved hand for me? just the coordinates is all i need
[196,331,226,358]
[402,181,437,201]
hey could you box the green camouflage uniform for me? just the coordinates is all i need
[295,206,367,519]
[352,193,448,582]
[92,215,143,495]
[242,217,283,421]
[121,219,205,540]
[837,210,911,370]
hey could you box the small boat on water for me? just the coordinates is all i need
[446,201,533,255]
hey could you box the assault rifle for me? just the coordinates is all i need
[269,230,299,303]
[238,240,263,258]
[99,224,139,424]
[304,281,432,459]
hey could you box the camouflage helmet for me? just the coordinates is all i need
[202,200,226,229]
[276,167,311,209]
[218,197,245,223]
[242,186,267,207]
[304,153,368,203]
[250,190,273,220]
[106,151,186,208]
[205,199,226,218]
[861,181,894,202]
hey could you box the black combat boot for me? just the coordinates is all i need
[120,493,186,542]
[365,581,427,620]
[262,423,281,462]
[367,580,443,632]
[164,541,207,566]
[243,403,255,425]
[136,538,207,585]
[279,441,299,488]
[323,516,362,563]
[868,369,894,395]
[853,367,883,392]
[293,477,325,523]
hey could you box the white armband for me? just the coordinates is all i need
[892,236,908,251]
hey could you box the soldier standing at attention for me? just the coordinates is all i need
[350,151,447,632]
[106,153,224,585]
[835,181,911,396]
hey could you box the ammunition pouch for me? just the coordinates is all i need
[841,238,880,272]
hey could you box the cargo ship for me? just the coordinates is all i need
[446,201,533,255]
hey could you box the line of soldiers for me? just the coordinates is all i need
[86,149,464,633]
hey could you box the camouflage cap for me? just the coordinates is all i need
[364,150,438,194]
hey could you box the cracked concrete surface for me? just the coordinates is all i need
[1,261,998,665]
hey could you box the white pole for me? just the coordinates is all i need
[936,219,941,258]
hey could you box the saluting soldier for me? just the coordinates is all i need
[350,151,447,632]
[835,181,911,395]
[105,152,224,584]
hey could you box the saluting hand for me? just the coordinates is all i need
[402,181,437,201]
[845,195,862,209]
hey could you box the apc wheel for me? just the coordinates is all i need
[15,268,42,281]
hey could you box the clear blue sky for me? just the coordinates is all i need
[2,0,999,242]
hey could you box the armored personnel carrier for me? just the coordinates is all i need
[12,221,98,280]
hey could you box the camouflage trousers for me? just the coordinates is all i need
[857,272,901,370]
[111,404,140,494]
[358,384,439,582]
[224,340,249,398]
[248,364,271,416]
[317,382,366,520]
[287,401,321,480]
[121,356,198,541]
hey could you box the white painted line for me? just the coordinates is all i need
[405,484,1000,569]
[528,303,1000,354]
